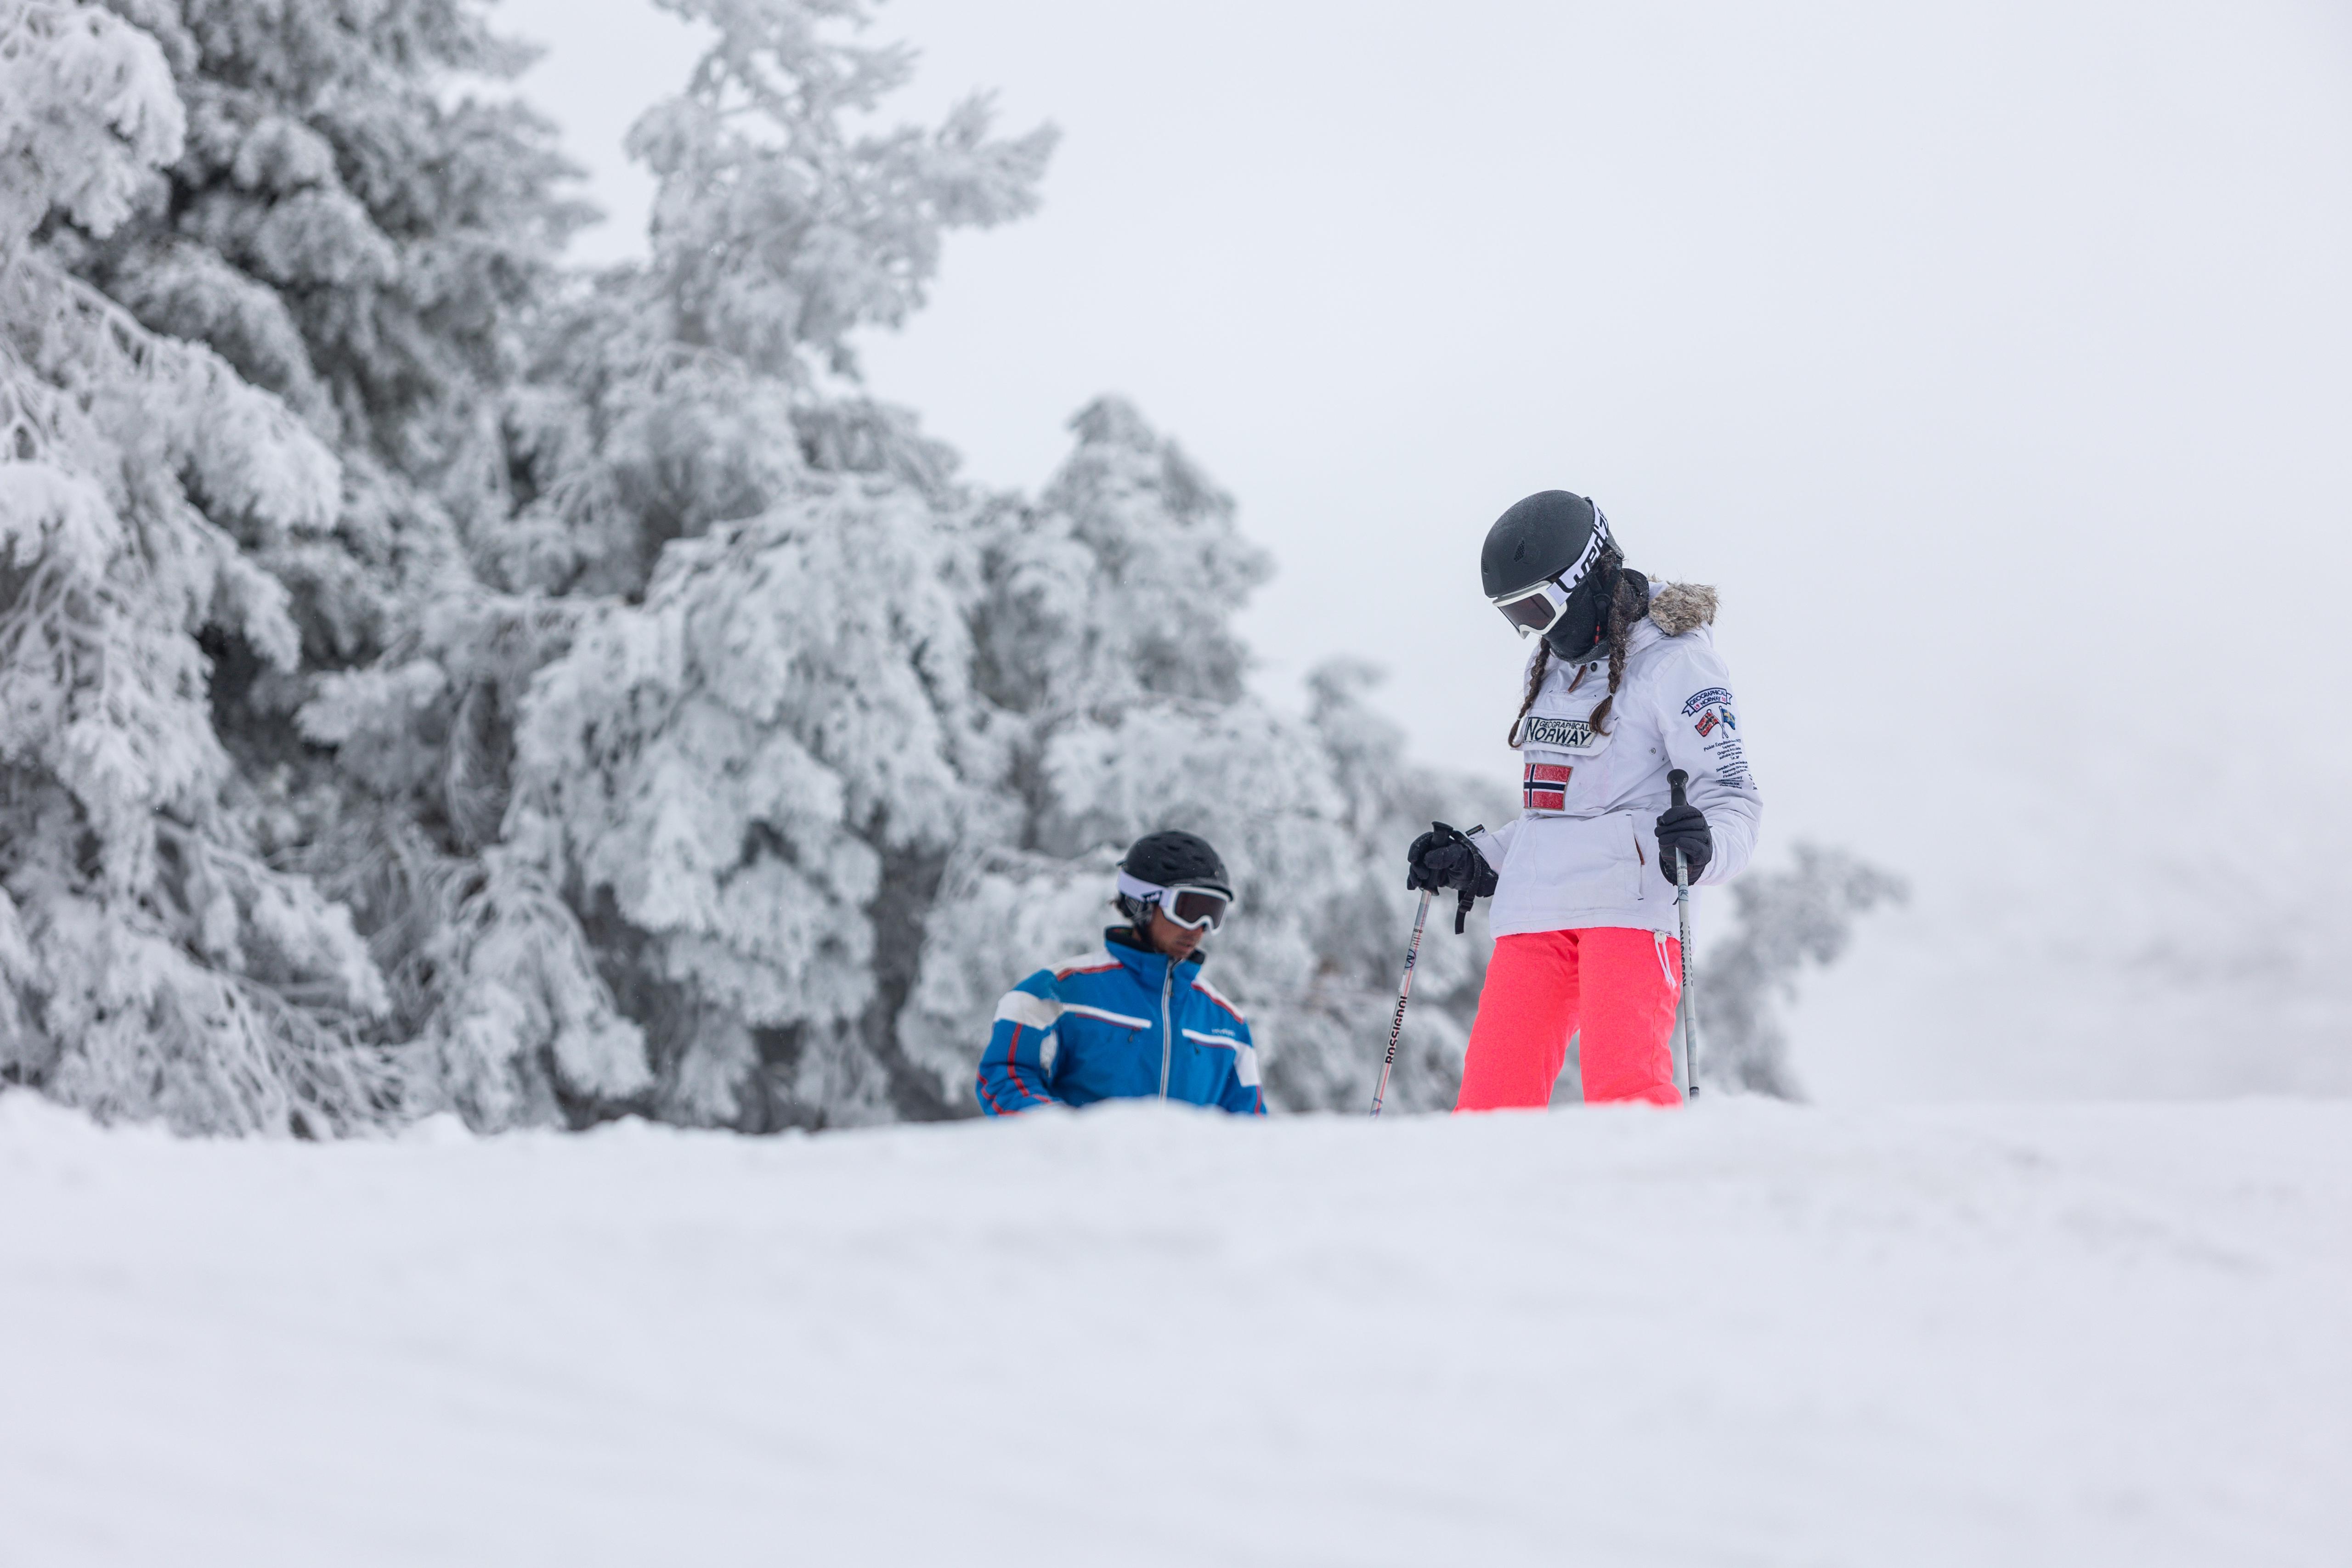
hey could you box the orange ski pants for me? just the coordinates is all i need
[1455,928,1684,1110]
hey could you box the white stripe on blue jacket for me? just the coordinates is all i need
[976,929,1263,1116]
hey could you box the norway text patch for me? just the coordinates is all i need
[1521,715,1593,750]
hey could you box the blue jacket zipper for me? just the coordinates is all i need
[1158,962,1176,1098]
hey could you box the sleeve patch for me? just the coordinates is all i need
[995,991,1062,1030]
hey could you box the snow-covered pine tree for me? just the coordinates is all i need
[1,0,392,1132]
[72,0,591,647]
[295,585,639,1128]
[504,478,981,1127]
[42,0,599,1115]
[334,0,1056,1128]
[480,0,1055,602]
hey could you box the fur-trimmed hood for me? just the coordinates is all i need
[1645,581,1718,636]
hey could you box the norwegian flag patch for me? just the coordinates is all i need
[1523,762,1572,812]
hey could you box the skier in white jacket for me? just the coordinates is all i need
[1407,491,1761,1107]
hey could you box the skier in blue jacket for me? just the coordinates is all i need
[975,830,1264,1117]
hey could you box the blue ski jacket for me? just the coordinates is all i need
[976,929,1265,1116]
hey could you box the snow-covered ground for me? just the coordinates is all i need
[4,1093,2346,1567]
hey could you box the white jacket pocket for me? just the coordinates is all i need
[1500,810,1647,908]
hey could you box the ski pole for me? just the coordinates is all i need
[1369,887,1434,1118]
[1667,769,1704,1102]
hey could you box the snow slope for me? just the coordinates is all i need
[3,1094,2346,1567]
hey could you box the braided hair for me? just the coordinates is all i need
[1506,642,1553,749]
[1507,550,1646,747]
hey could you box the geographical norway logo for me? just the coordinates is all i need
[1682,687,1734,717]
[1523,762,1572,811]
[1521,716,1593,750]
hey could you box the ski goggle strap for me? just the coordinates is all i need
[1489,508,1611,637]
[1116,871,1235,931]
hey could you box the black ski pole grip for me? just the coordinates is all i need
[1668,769,1689,812]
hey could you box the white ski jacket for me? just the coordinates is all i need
[1469,583,1761,938]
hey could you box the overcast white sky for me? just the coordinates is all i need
[498,0,2352,1099]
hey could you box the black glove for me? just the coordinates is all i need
[1654,802,1712,885]
[1407,827,1497,898]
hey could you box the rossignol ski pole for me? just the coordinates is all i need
[1667,769,1704,1102]
[1369,887,1434,1118]
[1375,822,1483,1117]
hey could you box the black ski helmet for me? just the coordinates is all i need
[1120,829,1231,895]
[1480,490,1621,661]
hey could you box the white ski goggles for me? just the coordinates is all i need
[1116,872,1235,931]
[1489,509,1611,637]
